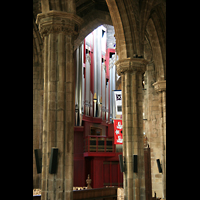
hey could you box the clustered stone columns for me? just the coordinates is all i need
[153,80,166,199]
[36,10,83,200]
[116,58,148,200]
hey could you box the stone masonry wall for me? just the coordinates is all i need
[33,61,43,188]
[143,62,163,198]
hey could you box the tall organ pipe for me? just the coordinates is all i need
[93,28,98,117]
[82,44,85,116]
[85,53,91,116]
[109,58,113,121]
[102,62,106,120]
[75,44,83,126]
[75,48,79,126]
[78,43,83,126]
[106,81,109,121]
[97,27,102,117]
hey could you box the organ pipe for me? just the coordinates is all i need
[102,62,106,120]
[93,28,98,117]
[75,43,83,126]
[75,48,79,126]
[85,53,91,116]
[78,43,83,126]
[90,92,93,117]
[97,27,102,118]
[106,81,109,121]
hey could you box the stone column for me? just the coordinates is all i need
[153,80,166,200]
[36,10,83,200]
[116,58,148,200]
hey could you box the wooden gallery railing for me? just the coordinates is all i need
[84,136,115,153]
[33,187,118,200]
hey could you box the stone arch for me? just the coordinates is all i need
[106,0,127,59]
[74,9,112,50]
[33,17,43,65]
[150,4,166,80]
[146,17,165,81]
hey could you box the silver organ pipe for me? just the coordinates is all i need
[97,27,102,118]
[75,48,79,126]
[106,81,109,122]
[85,53,91,116]
[93,28,98,117]
[78,43,83,126]
[90,92,93,117]
[82,44,85,116]
[109,54,117,121]
[109,58,113,121]
[102,62,106,120]
[75,43,84,126]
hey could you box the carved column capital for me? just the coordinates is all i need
[36,10,84,38]
[115,58,149,75]
[153,80,166,92]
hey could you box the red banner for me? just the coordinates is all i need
[114,120,123,144]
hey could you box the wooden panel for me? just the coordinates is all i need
[74,131,84,154]
[93,158,104,188]
[103,162,110,186]
[111,162,118,186]
[74,159,85,187]
[33,187,118,200]
[73,187,117,200]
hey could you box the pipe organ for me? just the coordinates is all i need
[74,25,117,126]
[73,25,124,189]
[109,54,117,121]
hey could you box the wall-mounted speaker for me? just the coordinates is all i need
[49,147,58,174]
[133,155,138,173]
[118,154,124,172]
[156,159,162,173]
[34,149,42,174]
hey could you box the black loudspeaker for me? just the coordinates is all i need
[156,159,162,173]
[133,155,138,173]
[34,149,42,174]
[49,147,58,174]
[118,154,124,172]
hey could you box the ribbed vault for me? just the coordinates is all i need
[33,16,43,65]
[33,0,165,66]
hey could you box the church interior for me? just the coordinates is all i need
[33,0,166,200]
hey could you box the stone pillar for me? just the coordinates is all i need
[116,58,148,200]
[153,80,166,200]
[36,10,83,200]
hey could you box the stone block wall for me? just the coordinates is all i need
[33,61,43,188]
[143,63,165,198]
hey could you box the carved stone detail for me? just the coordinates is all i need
[115,58,149,75]
[36,10,84,38]
[152,80,166,92]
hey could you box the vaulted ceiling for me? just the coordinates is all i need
[33,0,109,20]
[33,0,166,74]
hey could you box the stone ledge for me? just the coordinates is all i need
[115,58,149,75]
[36,10,84,37]
[152,80,166,92]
